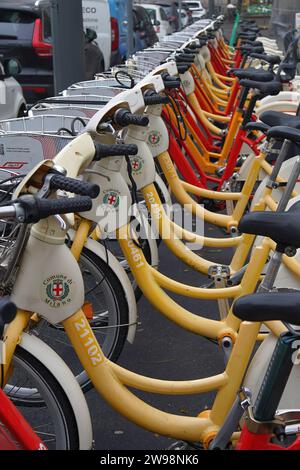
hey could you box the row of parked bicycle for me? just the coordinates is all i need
[1,14,300,450]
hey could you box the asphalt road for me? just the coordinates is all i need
[87,222,233,450]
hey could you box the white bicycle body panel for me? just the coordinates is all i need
[81,157,132,231]
[145,108,169,156]
[180,70,195,96]
[11,223,85,325]
[249,157,300,285]
[85,88,145,138]
[244,333,300,410]
[256,91,300,117]
[124,126,157,190]
[250,156,300,211]
[150,61,178,79]
[19,332,93,449]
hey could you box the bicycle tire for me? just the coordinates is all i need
[7,346,80,450]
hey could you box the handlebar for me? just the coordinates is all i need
[0,195,93,224]
[0,298,17,337]
[94,143,138,160]
[48,174,100,199]
[113,109,149,127]
[144,93,170,106]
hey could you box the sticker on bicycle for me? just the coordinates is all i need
[148,130,162,147]
[131,156,144,175]
[103,189,120,208]
[73,315,105,367]
[42,274,74,308]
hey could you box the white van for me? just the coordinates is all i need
[183,1,206,21]
[82,0,111,70]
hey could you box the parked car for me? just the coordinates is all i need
[0,58,26,118]
[0,0,109,103]
[182,1,206,21]
[139,3,171,40]
[133,5,159,48]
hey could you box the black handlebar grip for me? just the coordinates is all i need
[0,299,17,335]
[113,109,149,127]
[176,53,194,63]
[94,143,138,160]
[35,196,92,219]
[177,64,190,74]
[186,42,198,50]
[183,48,197,54]
[163,79,181,89]
[144,94,170,106]
[49,174,100,199]
[16,195,93,223]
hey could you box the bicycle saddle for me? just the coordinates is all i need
[238,200,300,248]
[244,41,264,48]
[250,53,281,65]
[260,111,300,130]
[232,68,274,82]
[267,125,300,144]
[239,32,257,39]
[233,291,300,326]
[239,45,264,54]
[239,79,282,96]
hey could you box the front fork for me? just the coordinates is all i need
[0,310,31,386]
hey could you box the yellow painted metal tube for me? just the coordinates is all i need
[181,181,242,201]
[170,219,242,248]
[109,361,228,395]
[1,310,32,384]
[142,181,241,249]
[142,184,217,274]
[151,267,242,299]
[210,321,261,426]
[63,309,214,442]
[157,152,231,228]
[117,224,232,339]
[203,111,231,123]
[71,219,93,261]
[207,62,230,90]
[187,93,224,136]
[215,73,236,83]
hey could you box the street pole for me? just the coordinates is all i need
[208,0,215,18]
[50,0,85,94]
[127,0,134,58]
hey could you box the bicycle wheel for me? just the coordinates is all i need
[5,346,80,450]
[31,246,130,392]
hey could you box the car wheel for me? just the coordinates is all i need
[17,104,27,117]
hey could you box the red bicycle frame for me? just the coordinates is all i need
[0,388,47,450]
[237,426,300,450]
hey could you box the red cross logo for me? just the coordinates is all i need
[132,160,140,170]
[53,282,63,298]
[150,134,158,144]
[108,195,117,205]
